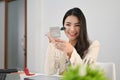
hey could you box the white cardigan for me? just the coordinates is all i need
[45,40,100,75]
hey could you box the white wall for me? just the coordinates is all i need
[0,1,5,68]
[27,0,42,72]
[27,0,120,79]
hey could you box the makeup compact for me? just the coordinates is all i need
[49,26,66,38]
[49,27,61,38]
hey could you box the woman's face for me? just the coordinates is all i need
[64,15,80,41]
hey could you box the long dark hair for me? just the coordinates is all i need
[63,7,90,59]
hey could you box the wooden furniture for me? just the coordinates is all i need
[3,0,27,69]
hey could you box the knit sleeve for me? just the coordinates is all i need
[70,40,100,66]
[44,43,67,75]
[70,48,83,66]
[44,43,56,75]
[83,40,100,64]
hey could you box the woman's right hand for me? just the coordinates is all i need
[46,32,56,43]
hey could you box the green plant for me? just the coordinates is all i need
[61,65,109,80]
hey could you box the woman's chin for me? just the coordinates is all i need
[69,37,77,41]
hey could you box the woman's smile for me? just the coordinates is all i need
[68,32,78,37]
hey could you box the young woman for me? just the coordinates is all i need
[45,7,100,75]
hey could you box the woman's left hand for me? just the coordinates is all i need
[54,39,74,58]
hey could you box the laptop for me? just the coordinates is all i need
[24,74,61,80]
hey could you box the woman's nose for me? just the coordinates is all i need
[70,26,75,31]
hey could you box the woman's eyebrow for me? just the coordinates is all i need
[65,22,71,24]
[65,22,80,24]
[75,23,80,25]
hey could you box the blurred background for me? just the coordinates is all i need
[0,0,120,80]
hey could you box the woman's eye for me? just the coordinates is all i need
[75,25,80,27]
[66,24,71,26]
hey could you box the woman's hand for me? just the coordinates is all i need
[46,32,73,58]
[55,39,74,59]
[46,32,56,43]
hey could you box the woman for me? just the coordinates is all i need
[45,7,100,75]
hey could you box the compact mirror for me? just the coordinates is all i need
[49,27,61,38]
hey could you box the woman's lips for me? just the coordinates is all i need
[68,33,77,37]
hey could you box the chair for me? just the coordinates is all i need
[96,62,116,80]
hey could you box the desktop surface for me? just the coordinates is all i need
[24,75,61,80]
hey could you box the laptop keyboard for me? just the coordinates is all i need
[0,73,7,80]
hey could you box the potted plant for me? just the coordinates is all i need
[62,65,109,80]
